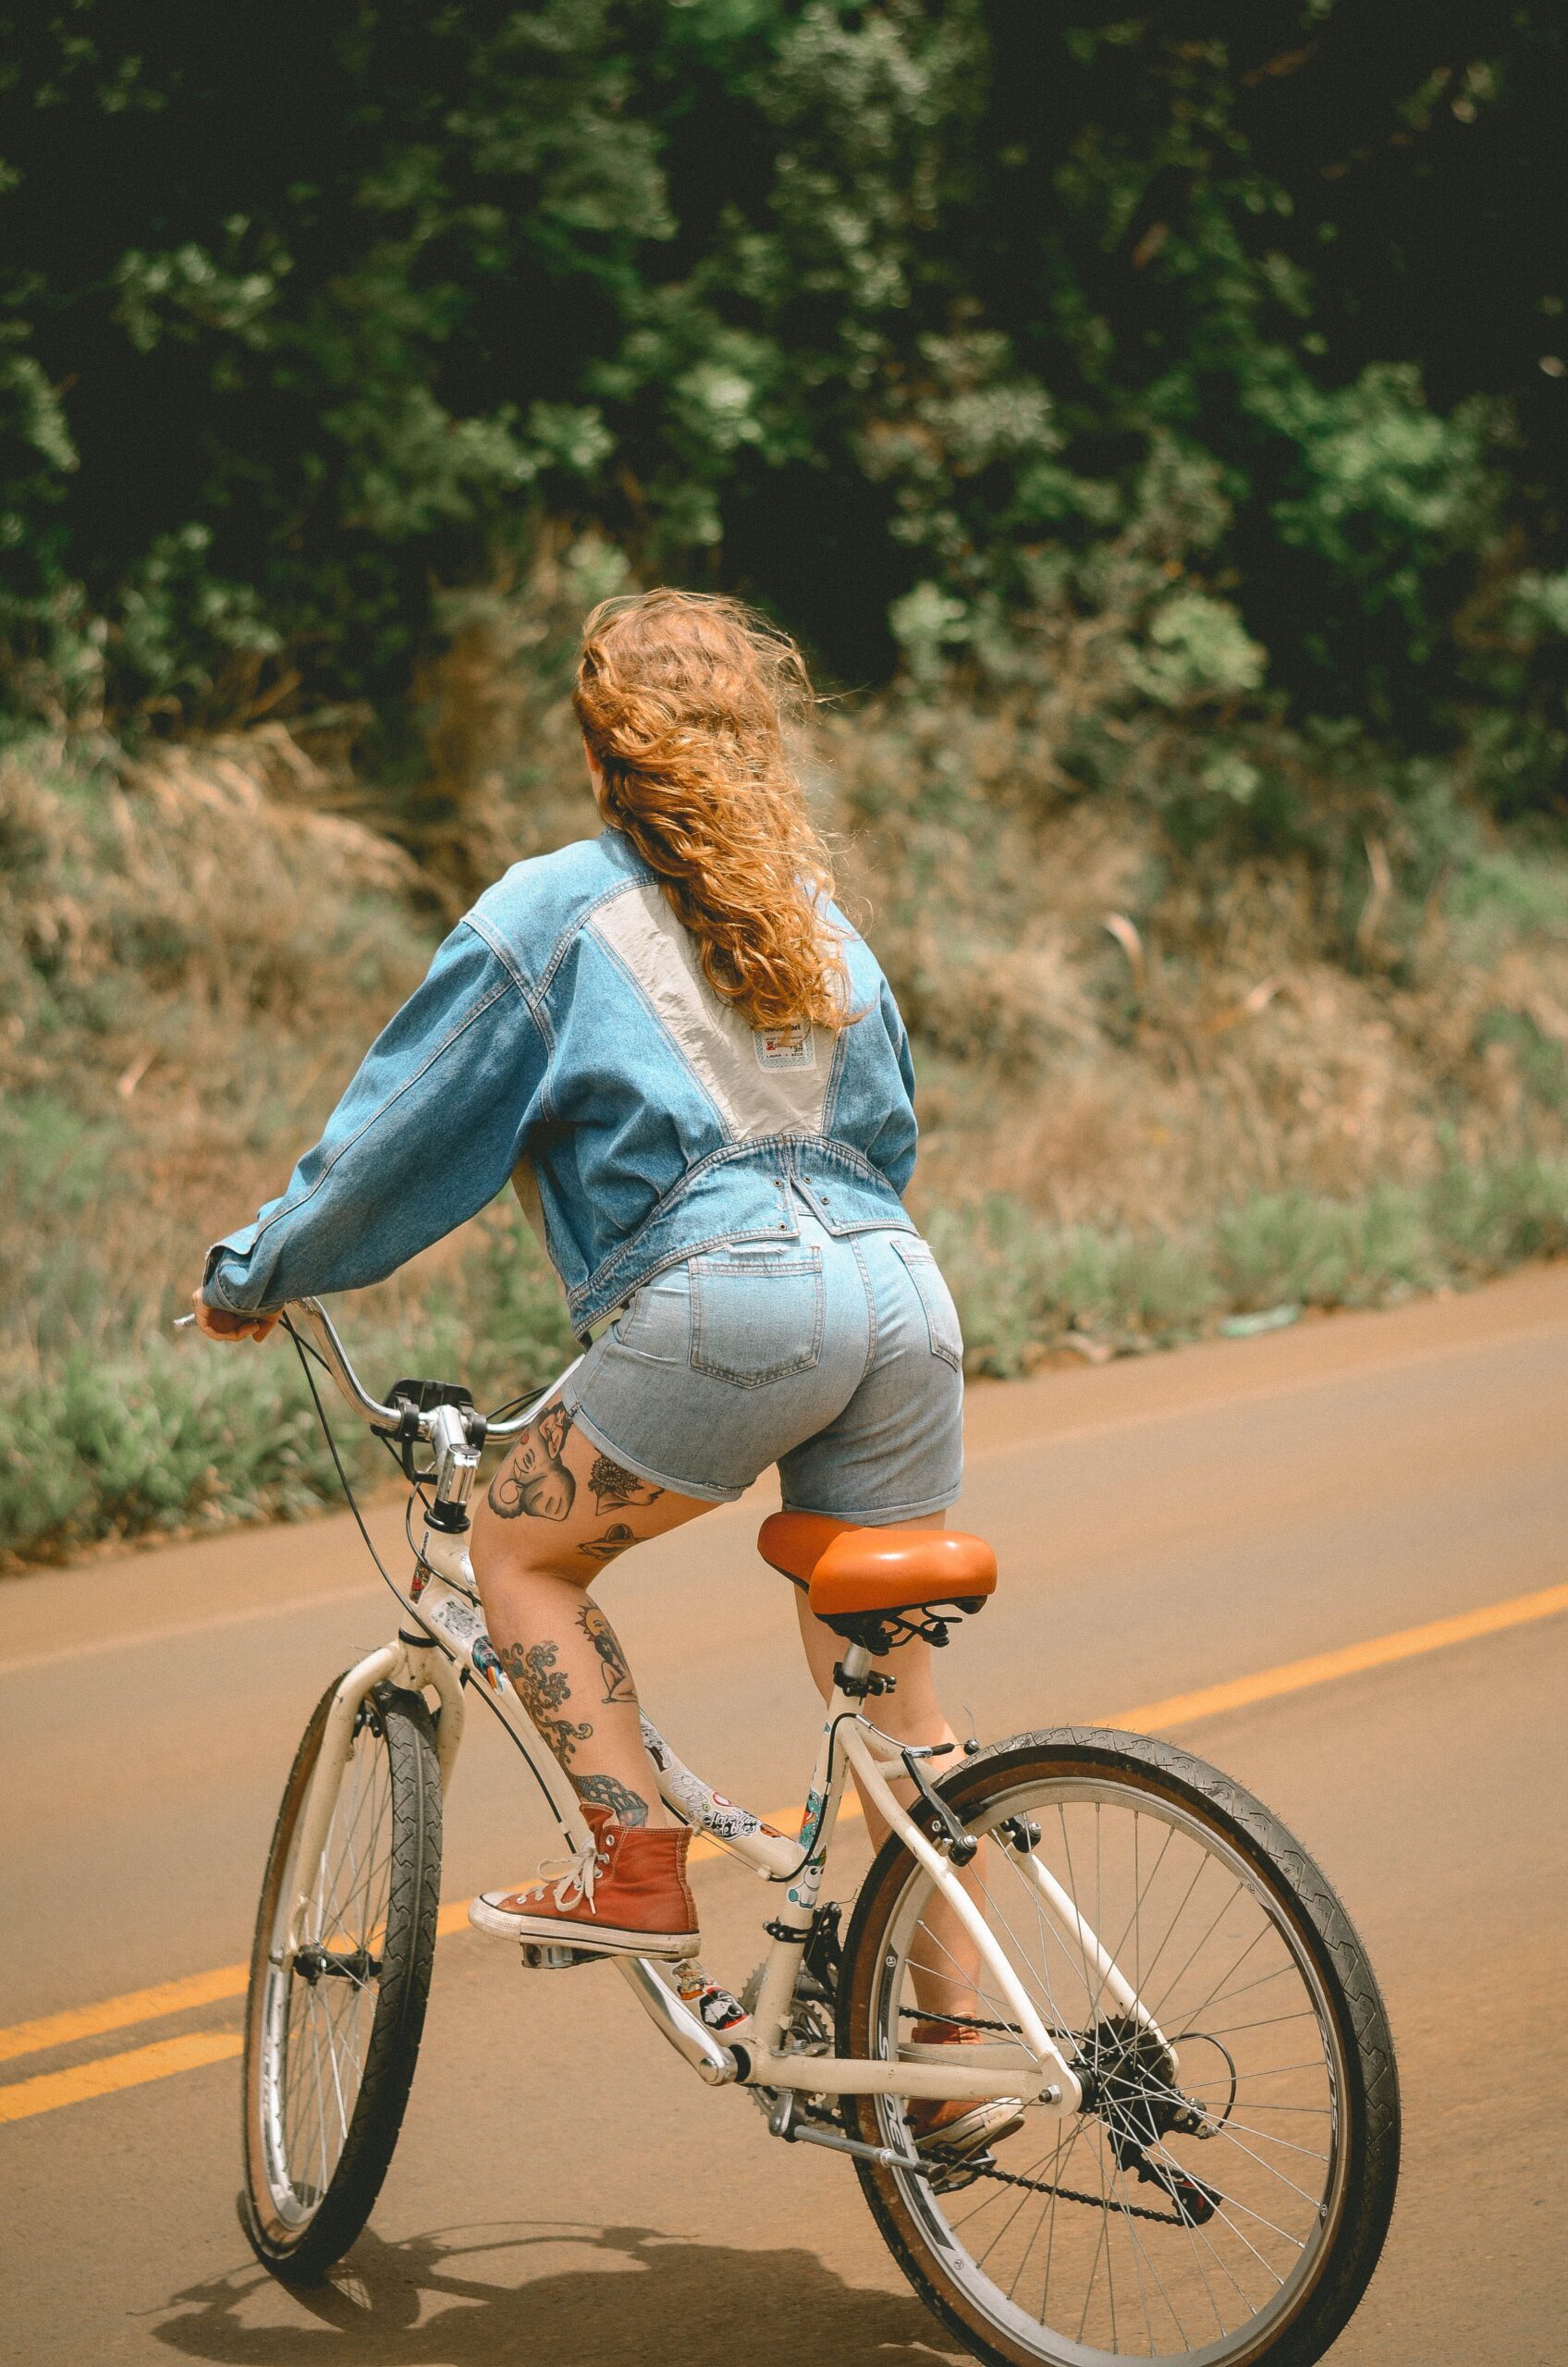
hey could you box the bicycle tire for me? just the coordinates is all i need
[837,1726,1399,2367]
[241,1674,442,2281]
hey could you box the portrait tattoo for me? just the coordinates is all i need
[501,1638,593,1768]
[589,1453,664,1517]
[577,1523,637,1566]
[578,1601,636,1705]
[575,1772,650,1828]
[487,1403,575,1522]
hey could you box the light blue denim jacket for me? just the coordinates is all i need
[203,827,918,1336]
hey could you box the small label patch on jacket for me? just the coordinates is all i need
[753,1020,815,1070]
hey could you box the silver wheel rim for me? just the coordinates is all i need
[256,1708,397,2230]
[869,1772,1351,2365]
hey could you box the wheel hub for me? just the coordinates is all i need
[1075,2013,1221,2226]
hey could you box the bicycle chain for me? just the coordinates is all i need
[934,2153,1188,2226]
[902,2008,1199,2225]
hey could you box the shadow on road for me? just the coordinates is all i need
[151,2218,962,2365]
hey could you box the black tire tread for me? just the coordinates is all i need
[241,1677,442,2283]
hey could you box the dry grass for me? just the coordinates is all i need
[823,705,1568,1237]
[3,676,1566,1562]
[0,730,434,1365]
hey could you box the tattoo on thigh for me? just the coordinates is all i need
[577,1523,637,1566]
[575,1772,651,1827]
[486,1404,575,1522]
[589,1453,664,1516]
[578,1601,636,1704]
[501,1639,593,1767]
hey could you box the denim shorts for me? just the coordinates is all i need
[560,1208,963,1519]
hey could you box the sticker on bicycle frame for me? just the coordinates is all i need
[642,1715,771,1841]
[675,1960,748,2030]
[753,1019,815,1070]
[471,1633,506,1691]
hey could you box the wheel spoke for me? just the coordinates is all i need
[249,1691,436,2258]
[862,1757,1362,2364]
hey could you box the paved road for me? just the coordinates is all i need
[3,1266,1565,2365]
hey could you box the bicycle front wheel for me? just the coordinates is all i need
[838,1727,1399,2367]
[241,1674,442,2281]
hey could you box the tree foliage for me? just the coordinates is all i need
[1,2,1564,797]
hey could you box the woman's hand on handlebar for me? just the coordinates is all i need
[190,1288,280,1343]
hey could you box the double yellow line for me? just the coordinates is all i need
[5,1579,1566,2128]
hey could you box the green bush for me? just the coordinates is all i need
[2,3,1564,800]
[928,1159,1568,1382]
[0,1203,578,1565]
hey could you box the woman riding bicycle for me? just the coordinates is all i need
[194,589,986,2140]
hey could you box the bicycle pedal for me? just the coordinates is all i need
[926,2146,996,2196]
[517,1942,597,1970]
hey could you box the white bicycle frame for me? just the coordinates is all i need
[276,1301,1183,2144]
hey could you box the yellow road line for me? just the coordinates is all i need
[0,2031,241,2126]
[0,1966,250,2067]
[0,1897,476,2068]
[1096,1579,1568,1735]
[5,1574,1564,2122]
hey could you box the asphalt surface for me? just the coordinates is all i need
[3,1264,1565,2366]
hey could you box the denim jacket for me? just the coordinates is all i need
[203,827,918,1336]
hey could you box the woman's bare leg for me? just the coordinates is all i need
[791,1540,990,2024]
[471,1404,713,1830]
[791,1588,962,1849]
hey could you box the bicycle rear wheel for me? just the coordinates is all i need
[838,1727,1399,2367]
[241,1674,442,2281]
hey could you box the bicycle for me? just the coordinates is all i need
[235,1296,1401,2366]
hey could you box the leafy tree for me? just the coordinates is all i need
[0,2,1562,801]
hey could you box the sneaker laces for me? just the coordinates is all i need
[518,1833,607,1917]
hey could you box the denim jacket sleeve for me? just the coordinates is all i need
[870,975,918,1196]
[202,920,546,1312]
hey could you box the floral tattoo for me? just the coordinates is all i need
[589,1453,664,1517]
[501,1638,593,1768]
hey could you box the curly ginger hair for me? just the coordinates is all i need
[571,589,851,1031]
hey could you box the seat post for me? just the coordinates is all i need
[836,1639,873,1692]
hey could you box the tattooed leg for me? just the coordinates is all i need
[579,1601,637,1705]
[470,1408,715,1832]
[576,1772,652,1829]
[588,1453,664,1517]
[499,1640,594,1768]
[486,1404,577,1522]
[498,1631,653,1823]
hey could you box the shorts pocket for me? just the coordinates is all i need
[892,1235,964,1370]
[689,1245,826,1387]
[611,1269,693,1364]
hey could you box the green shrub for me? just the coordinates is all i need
[0,1199,580,1564]
[925,1159,1568,1383]
[3,5,1565,798]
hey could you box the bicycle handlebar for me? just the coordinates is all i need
[178,1296,539,1444]
[291,1298,403,1429]
[292,1298,539,1442]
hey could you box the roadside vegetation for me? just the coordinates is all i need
[3,7,1565,1562]
[5,588,1565,1563]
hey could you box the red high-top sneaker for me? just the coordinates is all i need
[469,1805,699,1958]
